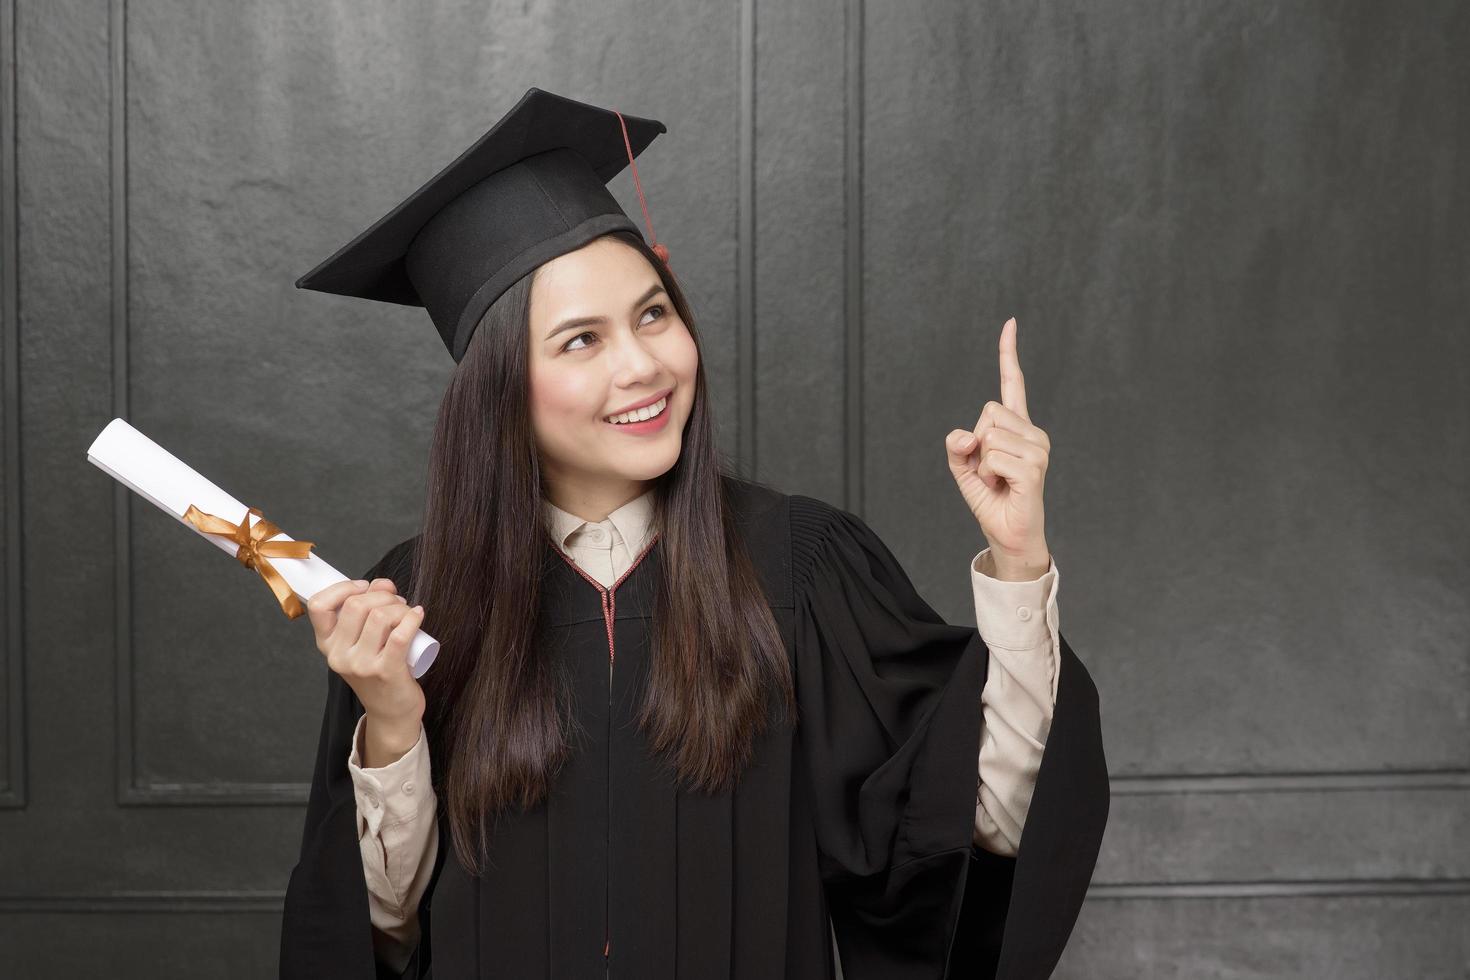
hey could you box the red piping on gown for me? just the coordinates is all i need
[550,533,661,968]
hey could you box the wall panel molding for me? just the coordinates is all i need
[736,0,756,478]
[1111,768,1470,795]
[842,0,864,514]
[94,0,1470,821]
[1088,879,1470,900]
[0,0,23,811]
[104,0,308,807]
[4,877,1468,914]
[0,891,283,913]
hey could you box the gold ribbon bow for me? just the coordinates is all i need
[183,504,316,619]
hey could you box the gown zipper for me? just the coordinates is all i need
[552,533,659,979]
[602,587,613,978]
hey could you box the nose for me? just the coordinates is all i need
[609,333,663,385]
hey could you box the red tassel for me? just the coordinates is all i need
[614,109,671,269]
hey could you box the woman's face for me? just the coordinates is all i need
[527,236,698,507]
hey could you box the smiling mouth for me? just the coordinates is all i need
[603,395,670,425]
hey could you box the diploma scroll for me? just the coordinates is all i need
[84,417,439,678]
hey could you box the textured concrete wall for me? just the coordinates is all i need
[1,0,1466,977]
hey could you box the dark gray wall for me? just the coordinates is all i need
[2,1,1466,977]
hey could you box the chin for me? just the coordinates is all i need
[619,438,682,475]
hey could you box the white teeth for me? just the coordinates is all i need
[606,396,668,424]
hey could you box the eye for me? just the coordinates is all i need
[562,331,596,353]
[560,305,668,352]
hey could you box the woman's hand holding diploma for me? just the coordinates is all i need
[307,578,427,767]
[945,316,1053,582]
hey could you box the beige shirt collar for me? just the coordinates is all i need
[541,486,657,555]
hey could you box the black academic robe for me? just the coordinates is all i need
[279,476,1109,980]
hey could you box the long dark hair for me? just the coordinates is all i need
[407,229,794,873]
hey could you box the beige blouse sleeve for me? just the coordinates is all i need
[347,714,441,973]
[968,547,1062,856]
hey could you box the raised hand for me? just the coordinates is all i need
[944,317,1052,577]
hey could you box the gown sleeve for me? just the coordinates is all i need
[280,537,432,980]
[788,495,1109,980]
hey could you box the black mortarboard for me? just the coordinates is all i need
[295,86,669,363]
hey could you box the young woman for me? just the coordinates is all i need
[280,88,1108,980]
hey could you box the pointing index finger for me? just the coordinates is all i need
[999,316,1029,422]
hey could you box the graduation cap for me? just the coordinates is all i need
[295,86,670,363]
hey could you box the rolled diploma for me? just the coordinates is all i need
[84,417,439,678]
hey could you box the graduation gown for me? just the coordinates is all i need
[279,475,1109,979]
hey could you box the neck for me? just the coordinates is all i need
[544,477,653,524]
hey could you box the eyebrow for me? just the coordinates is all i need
[545,283,668,341]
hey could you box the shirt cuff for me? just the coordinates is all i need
[347,713,434,841]
[971,547,1059,649]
